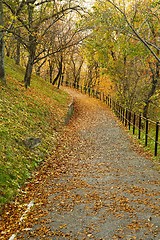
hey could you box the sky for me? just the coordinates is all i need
[83,0,95,9]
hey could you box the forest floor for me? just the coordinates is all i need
[0,88,160,240]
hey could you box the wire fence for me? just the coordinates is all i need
[62,81,160,157]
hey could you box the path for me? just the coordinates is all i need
[1,88,160,240]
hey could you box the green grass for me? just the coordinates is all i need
[124,122,160,169]
[113,110,160,169]
[0,57,70,209]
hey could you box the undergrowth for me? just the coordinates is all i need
[0,57,70,209]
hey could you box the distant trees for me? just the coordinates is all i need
[105,0,160,117]
[70,46,84,87]
[2,0,86,88]
[2,0,159,120]
[83,0,160,117]
[44,15,87,88]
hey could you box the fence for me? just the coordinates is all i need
[62,81,160,157]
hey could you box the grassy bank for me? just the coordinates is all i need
[0,58,70,209]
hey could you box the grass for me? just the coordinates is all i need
[123,121,160,170]
[112,107,160,169]
[0,57,71,209]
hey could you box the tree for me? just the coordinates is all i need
[41,12,88,87]
[0,0,5,84]
[83,0,160,116]
[104,0,160,115]
[70,46,84,88]
[105,0,160,63]
[4,0,83,88]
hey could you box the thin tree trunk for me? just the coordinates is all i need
[36,59,46,76]
[52,64,62,85]
[87,65,93,87]
[72,59,83,88]
[143,62,159,117]
[48,60,54,83]
[0,0,5,84]
[24,55,34,88]
[15,29,21,65]
[52,57,62,86]
[57,59,64,88]
[57,77,61,89]
[24,2,36,88]
[5,42,11,57]
[49,66,53,83]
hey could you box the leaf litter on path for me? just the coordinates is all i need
[0,88,160,239]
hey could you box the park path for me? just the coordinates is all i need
[1,88,160,240]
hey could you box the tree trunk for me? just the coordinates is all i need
[36,66,40,76]
[72,59,83,88]
[24,39,36,88]
[0,0,5,84]
[48,59,54,83]
[143,62,159,118]
[52,64,62,86]
[52,57,62,86]
[36,59,46,76]
[15,29,21,65]
[143,103,149,118]
[87,65,93,87]
[24,2,36,88]
[5,42,11,57]
[24,54,34,88]
[49,66,53,83]
[57,77,61,89]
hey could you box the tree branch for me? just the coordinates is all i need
[106,0,160,63]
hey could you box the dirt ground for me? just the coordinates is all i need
[0,88,160,240]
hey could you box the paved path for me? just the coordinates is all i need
[2,89,160,239]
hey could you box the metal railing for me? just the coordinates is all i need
[62,81,160,157]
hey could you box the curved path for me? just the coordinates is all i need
[1,88,160,239]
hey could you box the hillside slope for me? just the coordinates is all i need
[0,58,71,209]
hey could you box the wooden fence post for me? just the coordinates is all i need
[110,97,112,108]
[138,114,141,139]
[145,118,148,146]
[133,113,136,134]
[128,111,131,130]
[155,121,159,156]
[125,109,128,127]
